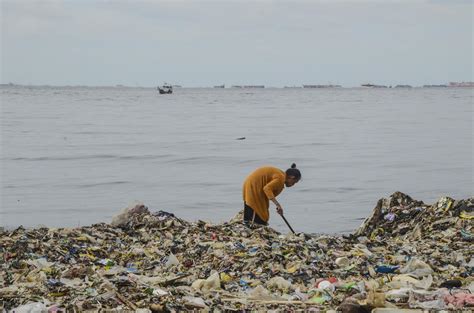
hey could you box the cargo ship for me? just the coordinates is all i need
[303,84,341,88]
[361,83,388,88]
[449,82,474,87]
[423,84,447,88]
[231,85,265,88]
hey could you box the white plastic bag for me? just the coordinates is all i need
[11,302,47,313]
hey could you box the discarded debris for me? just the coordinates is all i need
[1,193,473,311]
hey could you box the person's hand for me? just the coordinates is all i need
[276,205,283,216]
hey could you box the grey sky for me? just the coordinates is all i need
[1,0,472,87]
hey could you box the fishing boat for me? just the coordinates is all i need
[157,84,173,94]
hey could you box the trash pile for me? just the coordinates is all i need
[1,192,473,312]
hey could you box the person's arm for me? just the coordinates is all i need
[263,176,285,215]
[270,198,283,215]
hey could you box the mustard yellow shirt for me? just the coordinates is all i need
[242,166,285,222]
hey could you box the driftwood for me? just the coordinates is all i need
[115,291,138,310]
[159,273,192,286]
[221,298,323,306]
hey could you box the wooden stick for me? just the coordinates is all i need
[159,273,192,286]
[221,298,322,305]
[97,271,138,310]
[280,214,296,234]
[115,291,138,310]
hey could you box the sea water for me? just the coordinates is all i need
[1,86,472,233]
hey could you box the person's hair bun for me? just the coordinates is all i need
[286,163,301,180]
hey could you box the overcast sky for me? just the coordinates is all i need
[1,0,472,87]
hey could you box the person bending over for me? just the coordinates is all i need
[242,163,301,225]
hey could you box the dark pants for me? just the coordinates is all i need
[243,203,267,225]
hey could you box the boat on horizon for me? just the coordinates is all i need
[303,84,341,88]
[449,82,474,87]
[157,83,173,94]
[361,83,388,88]
[231,85,264,88]
[243,85,264,88]
[423,84,447,88]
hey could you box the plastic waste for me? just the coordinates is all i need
[27,258,54,269]
[98,258,115,266]
[111,202,149,227]
[460,228,474,241]
[367,290,385,307]
[410,298,445,310]
[1,192,472,311]
[165,252,179,267]
[191,279,206,291]
[219,272,232,283]
[152,288,168,297]
[436,196,454,211]
[388,274,433,290]
[11,302,47,313]
[467,281,474,293]
[317,280,336,292]
[353,244,373,257]
[201,272,220,292]
[239,278,250,290]
[399,258,432,277]
[309,293,332,304]
[335,257,350,267]
[182,296,208,309]
[248,285,274,300]
[459,211,474,219]
[372,309,423,313]
[384,213,396,222]
[267,276,292,291]
[408,289,448,309]
[439,279,462,289]
[375,265,399,273]
[385,288,411,301]
[444,292,474,308]
[291,287,309,301]
[337,301,365,313]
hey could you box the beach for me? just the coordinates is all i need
[1,192,473,311]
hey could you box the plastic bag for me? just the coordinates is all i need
[11,302,47,313]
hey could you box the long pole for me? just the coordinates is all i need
[280,214,296,234]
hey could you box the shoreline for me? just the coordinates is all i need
[1,192,473,311]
